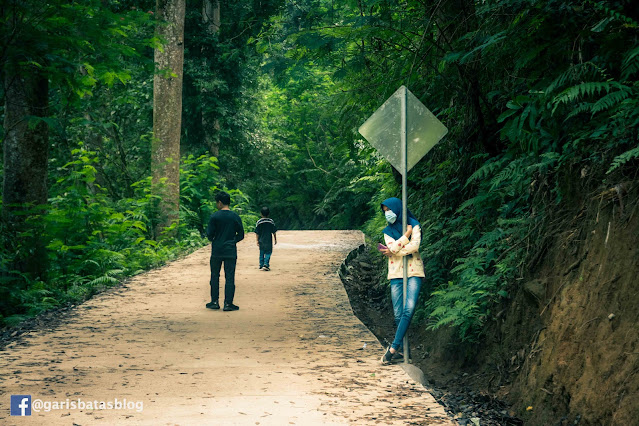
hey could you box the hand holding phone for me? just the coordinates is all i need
[377,243,388,251]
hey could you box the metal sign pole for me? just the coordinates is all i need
[358,84,448,366]
[400,86,409,364]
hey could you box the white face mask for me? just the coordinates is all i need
[384,210,397,224]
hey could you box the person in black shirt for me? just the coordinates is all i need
[206,191,244,311]
[255,206,277,271]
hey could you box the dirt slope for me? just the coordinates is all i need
[499,188,639,425]
[0,230,453,425]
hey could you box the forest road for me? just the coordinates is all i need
[0,230,454,425]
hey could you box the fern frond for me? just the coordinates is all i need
[552,82,629,116]
[465,156,508,187]
[450,227,475,241]
[587,0,639,28]
[524,152,560,174]
[545,62,604,95]
[456,191,498,213]
[87,275,119,287]
[554,81,622,105]
[83,259,100,268]
[622,45,639,79]
[489,158,526,191]
[565,103,594,120]
[475,228,505,248]
[430,314,462,329]
[607,145,639,174]
[590,88,632,115]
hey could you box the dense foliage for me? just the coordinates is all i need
[254,0,639,340]
[0,0,269,326]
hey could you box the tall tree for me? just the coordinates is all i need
[201,0,221,157]
[2,64,49,278]
[202,0,220,34]
[1,0,156,276]
[2,2,53,279]
[152,0,186,236]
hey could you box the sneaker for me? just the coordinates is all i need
[223,303,239,311]
[380,347,394,365]
[263,266,270,271]
[391,351,404,362]
[259,266,263,270]
[206,301,220,310]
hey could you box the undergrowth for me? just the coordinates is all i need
[0,149,254,328]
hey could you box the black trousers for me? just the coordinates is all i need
[209,256,237,304]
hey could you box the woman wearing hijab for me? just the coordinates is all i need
[379,197,425,364]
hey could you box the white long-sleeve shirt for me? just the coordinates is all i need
[383,225,426,280]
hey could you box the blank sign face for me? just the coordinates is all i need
[358,86,448,173]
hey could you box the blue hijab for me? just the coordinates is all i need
[381,197,420,240]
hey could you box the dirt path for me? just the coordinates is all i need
[0,231,453,425]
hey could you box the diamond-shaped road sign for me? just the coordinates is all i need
[358,86,448,173]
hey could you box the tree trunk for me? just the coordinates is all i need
[437,0,501,156]
[202,0,221,157]
[152,0,186,238]
[202,0,220,34]
[2,66,49,279]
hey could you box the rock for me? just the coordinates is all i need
[523,279,547,304]
[358,262,374,271]
[608,313,615,320]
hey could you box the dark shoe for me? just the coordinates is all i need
[206,301,220,310]
[381,347,394,365]
[223,303,239,311]
[391,351,404,362]
[259,265,263,270]
[263,266,270,271]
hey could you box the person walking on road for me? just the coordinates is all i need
[206,191,244,311]
[255,207,277,271]
[378,197,425,364]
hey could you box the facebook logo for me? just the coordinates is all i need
[10,395,31,416]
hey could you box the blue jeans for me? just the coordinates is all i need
[259,249,272,268]
[390,276,422,351]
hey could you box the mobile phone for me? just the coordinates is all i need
[377,243,387,251]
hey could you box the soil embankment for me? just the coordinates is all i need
[0,230,454,425]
